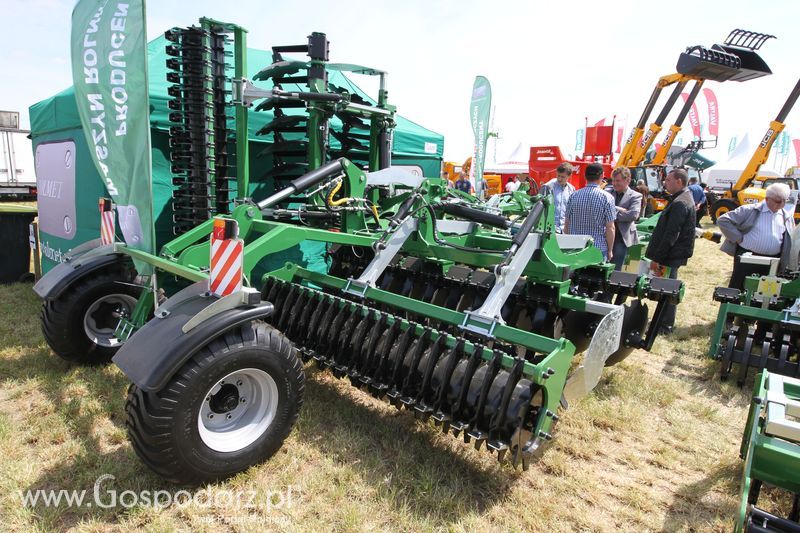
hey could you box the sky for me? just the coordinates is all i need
[1,0,799,173]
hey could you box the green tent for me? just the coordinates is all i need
[29,36,444,273]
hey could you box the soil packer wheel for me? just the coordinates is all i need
[125,321,304,486]
[40,267,140,364]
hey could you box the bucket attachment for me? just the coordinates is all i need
[676,45,742,82]
[712,29,775,82]
[676,29,774,82]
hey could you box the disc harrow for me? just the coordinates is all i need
[262,275,554,468]
[711,271,800,385]
[35,16,686,484]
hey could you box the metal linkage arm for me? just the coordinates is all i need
[463,202,545,332]
[343,216,418,297]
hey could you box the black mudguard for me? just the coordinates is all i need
[33,241,125,300]
[113,281,274,392]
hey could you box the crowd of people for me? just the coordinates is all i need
[445,164,797,334]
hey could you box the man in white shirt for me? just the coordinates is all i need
[505,175,520,193]
[717,183,795,289]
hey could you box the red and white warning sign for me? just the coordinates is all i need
[209,218,244,297]
[99,198,115,245]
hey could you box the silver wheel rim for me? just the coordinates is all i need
[198,368,278,453]
[83,293,138,347]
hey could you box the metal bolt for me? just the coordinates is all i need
[208,413,214,419]
[236,380,243,387]
[226,414,233,420]
[206,396,210,402]
[220,380,225,385]
[241,398,247,404]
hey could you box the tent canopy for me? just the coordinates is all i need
[30,36,444,163]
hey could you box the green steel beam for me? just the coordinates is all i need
[117,245,207,282]
[160,218,215,257]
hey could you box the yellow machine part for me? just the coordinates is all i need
[651,197,668,212]
[711,175,800,222]
[483,174,503,196]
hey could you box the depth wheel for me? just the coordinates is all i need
[125,321,304,486]
[40,265,140,364]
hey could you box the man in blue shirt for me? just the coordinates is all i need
[688,176,706,227]
[565,163,617,261]
[540,162,576,233]
[454,172,472,194]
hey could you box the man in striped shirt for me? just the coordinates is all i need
[717,183,795,289]
[564,163,616,261]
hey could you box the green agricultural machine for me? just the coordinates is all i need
[34,19,686,485]
[736,371,800,531]
[710,260,800,385]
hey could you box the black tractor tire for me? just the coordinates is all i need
[40,264,140,364]
[125,321,304,486]
[710,199,739,224]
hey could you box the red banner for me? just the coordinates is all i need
[595,118,605,127]
[681,93,702,138]
[702,88,719,136]
[794,139,800,166]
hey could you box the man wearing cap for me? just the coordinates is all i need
[564,163,616,261]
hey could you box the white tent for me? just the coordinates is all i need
[482,142,529,176]
[497,142,529,165]
[705,133,780,189]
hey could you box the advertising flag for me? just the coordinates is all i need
[729,136,738,154]
[793,139,800,166]
[469,76,492,197]
[702,88,719,137]
[680,93,702,138]
[780,131,791,155]
[575,129,585,151]
[71,0,155,273]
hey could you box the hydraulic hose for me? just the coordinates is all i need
[439,203,512,229]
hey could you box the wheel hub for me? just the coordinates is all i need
[198,368,279,453]
[83,293,138,347]
[209,383,240,413]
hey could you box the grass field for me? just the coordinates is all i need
[0,224,786,531]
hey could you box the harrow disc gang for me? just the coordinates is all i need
[262,276,557,468]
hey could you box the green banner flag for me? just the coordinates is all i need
[686,152,716,171]
[71,0,154,274]
[469,76,491,198]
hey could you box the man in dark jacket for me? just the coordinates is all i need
[645,168,696,333]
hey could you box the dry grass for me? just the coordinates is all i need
[0,222,777,531]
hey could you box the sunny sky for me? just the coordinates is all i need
[2,0,799,173]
